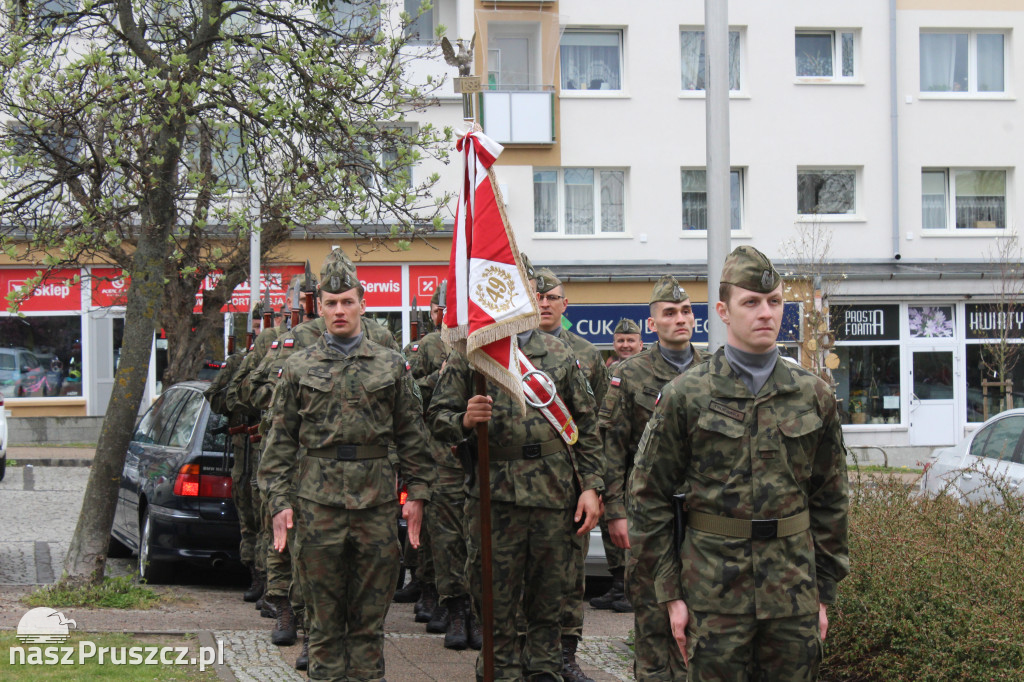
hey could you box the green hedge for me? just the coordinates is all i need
[822,474,1024,681]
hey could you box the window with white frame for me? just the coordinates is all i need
[534,168,625,235]
[920,31,1006,94]
[797,168,856,216]
[403,0,434,44]
[795,29,857,80]
[681,168,743,231]
[922,169,1006,230]
[560,29,622,91]
[329,0,380,40]
[680,29,741,92]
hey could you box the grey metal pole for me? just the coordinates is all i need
[705,0,730,352]
[249,223,260,314]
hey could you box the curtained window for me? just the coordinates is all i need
[534,168,626,235]
[560,30,622,91]
[681,169,743,231]
[920,31,1005,94]
[922,169,1007,230]
[680,29,741,91]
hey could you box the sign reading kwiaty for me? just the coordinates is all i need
[1,268,81,312]
[965,302,1024,340]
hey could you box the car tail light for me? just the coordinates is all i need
[173,463,233,498]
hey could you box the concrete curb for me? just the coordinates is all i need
[14,459,93,467]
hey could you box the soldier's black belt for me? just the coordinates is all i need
[489,439,565,461]
[305,444,389,461]
[687,509,810,540]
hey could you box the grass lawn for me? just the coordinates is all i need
[1,632,221,680]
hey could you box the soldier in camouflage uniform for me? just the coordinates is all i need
[597,275,703,680]
[531,267,607,682]
[403,282,481,649]
[258,255,435,682]
[205,346,263,603]
[246,253,403,670]
[427,325,603,682]
[606,318,644,369]
[226,303,285,614]
[628,246,849,681]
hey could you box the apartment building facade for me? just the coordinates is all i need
[3,1,1022,455]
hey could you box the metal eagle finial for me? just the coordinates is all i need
[441,33,476,77]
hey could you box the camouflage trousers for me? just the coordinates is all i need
[229,439,258,566]
[561,525,589,639]
[466,498,574,681]
[426,465,469,602]
[263,503,306,625]
[685,610,822,682]
[625,550,686,680]
[402,520,434,585]
[294,498,400,682]
[598,518,626,574]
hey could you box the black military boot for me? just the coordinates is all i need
[560,636,594,682]
[588,577,625,610]
[610,594,634,613]
[442,595,469,650]
[294,629,309,671]
[414,582,438,623]
[467,606,482,650]
[426,601,448,634]
[243,564,265,603]
[258,596,277,618]
[270,596,298,646]
[393,573,423,603]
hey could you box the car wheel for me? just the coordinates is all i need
[138,508,169,583]
[0,453,6,482]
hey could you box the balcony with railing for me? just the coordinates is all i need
[478,86,555,145]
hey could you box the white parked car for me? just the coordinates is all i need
[920,408,1024,504]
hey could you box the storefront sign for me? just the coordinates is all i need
[965,303,1024,340]
[356,265,402,307]
[830,305,899,341]
[91,267,130,307]
[407,265,449,306]
[194,265,306,313]
[564,303,801,346]
[1,268,82,312]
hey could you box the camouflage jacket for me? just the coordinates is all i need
[247,316,401,412]
[404,331,456,468]
[229,325,282,417]
[258,335,435,515]
[628,348,849,618]
[561,328,609,407]
[205,352,245,417]
[427,331,604,509]
[598,343,703,519]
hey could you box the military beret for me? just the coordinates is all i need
[720,245,782,294]
[649,274,689,305]
[319,248,360,295]
[533,267,562,294]
[613,318,642,335]
[431,280,448,306]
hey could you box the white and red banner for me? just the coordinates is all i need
[2,268,81,312]
[442,130,538,404]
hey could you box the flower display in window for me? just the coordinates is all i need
[909,306,954,338]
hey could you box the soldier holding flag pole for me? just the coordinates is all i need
[427,128,604,681]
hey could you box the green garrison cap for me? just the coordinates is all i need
[520,252,536,280]
[649,274,689,305]
[533,267,562,294]
[721,245,782,294]
[613,318,642,335]
[319,248,360,294]
[431,280,448,306]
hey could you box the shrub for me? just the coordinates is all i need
[822,474,1024,681]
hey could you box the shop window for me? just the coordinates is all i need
[966,343,1024,423]
[0,315,83,398]
[832,345,901,425]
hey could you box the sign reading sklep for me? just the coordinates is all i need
[9,608,224,672]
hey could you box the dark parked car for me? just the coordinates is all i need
[109,381,241,582]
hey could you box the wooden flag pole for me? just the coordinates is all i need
[474,373,495,681]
